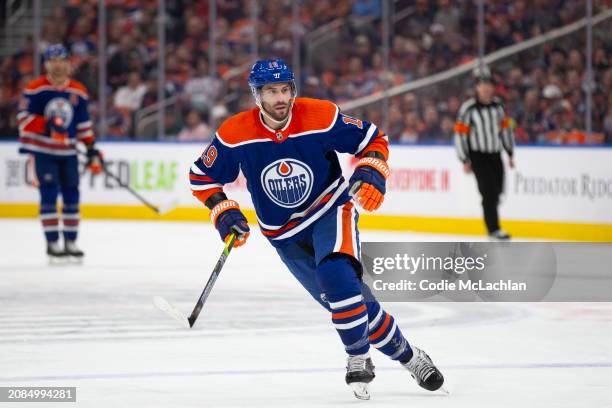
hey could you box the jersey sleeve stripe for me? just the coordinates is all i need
[190,163,207,175]
[19,115,46,134]
[355,124,377,155]
[190,183,223,191]
[189,174,216,183]
[77,130,94,139]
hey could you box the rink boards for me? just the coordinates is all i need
[0,141,611,241]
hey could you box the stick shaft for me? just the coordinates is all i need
[102,168,161,213]
[79,151,162,213]
[188,234,236,327]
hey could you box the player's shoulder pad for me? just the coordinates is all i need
[67,79,89,100]
[216,108,262,147]
[24,76,51,92]
[292,97,339,133]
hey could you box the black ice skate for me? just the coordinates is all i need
[47,241,67,264]
[401,346,446,392]
[345,353,375,400]
[64,240,84,261]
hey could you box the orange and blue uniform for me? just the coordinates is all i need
[18,76,94,155]
[17,75,94,244]
[188,97,414,361]
[190,97,388,246]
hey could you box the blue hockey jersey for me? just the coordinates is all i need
[189,97,389,246]
[17,76,94,156]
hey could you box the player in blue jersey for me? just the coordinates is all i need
[17,44,103,261]
[189,59,444,399]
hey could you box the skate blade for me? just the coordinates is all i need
[439,386,450,395]
[48,256,68,266]
[350,382,370,400]
[67,255,84,264]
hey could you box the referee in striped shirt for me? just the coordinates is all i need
[454,67,515,240]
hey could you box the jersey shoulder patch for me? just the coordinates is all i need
[291,98,338,135]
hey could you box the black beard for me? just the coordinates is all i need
[264,104,289,121]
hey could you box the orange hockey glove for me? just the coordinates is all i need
[348,157,390,212]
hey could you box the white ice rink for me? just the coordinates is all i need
[1,219,611,407]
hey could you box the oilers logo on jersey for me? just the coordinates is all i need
[44,97,74,127]
[261,159,314,208]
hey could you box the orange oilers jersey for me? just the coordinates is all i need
[189,97,389,246]
[17,76,94,156]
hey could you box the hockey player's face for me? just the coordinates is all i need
[46,58,70,78]
[260,83,293,121]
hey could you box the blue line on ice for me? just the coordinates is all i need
[2,362,612,382]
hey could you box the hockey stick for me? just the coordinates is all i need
[100,166,177,215]
[154,233,237,328]
[78,152,177,215]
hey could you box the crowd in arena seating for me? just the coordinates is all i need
[0,0,610,144]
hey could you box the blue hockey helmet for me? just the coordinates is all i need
[248,58,295,87]
[45,44,69,60]
[248,58,297,103]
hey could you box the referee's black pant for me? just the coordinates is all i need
[469,152,504,234]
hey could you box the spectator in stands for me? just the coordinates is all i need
[440,115,455,142]
[164,109,184,138]
[11,36,36,79]
[434,0,460,34]
[419,106,443,141]
[344,56,376,99]
[399,111,422,144]
[0,88,18,138]
[108,35,141,87]
[1,0,608,146]
[542,84,573,135]
[388,103,405,140]
[604,105,612,143]
[114,71,148,113]
[177,110,211,142]
[68,19,96,63]
[165,51,190,95]
[303,77,330,100]
[516,88,544,143]
[183,57,223,112]
[352,0,381,18]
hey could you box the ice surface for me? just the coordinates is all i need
[1,219,611,407]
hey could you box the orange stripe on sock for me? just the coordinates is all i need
[369,313,390,341]
[332,304,366,320]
